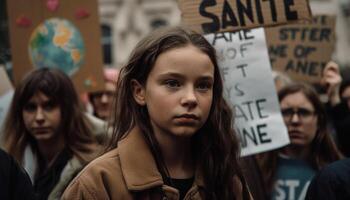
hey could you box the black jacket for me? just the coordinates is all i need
[306,158,350,200]
[0,148,35,200]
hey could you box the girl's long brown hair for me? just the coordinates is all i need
[2,68,97,165]
[107,26,250,199]
[256,83,343,193]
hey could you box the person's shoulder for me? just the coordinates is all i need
[319,159,350,178]
[0,148,12,163]
[0,148,35,200]
[75,148,121,180]
[306,159,350,200]
[62,148,126,199]
[0,148,27,177]
[310,159,350,188]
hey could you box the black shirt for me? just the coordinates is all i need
[170,177,194,200]
[34,148,72,200]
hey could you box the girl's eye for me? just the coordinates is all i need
[42,101,57,111]
[23,103,37,112]
[196,81,212,91]
[164,79,181,88]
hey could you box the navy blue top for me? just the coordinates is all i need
[271,156,316,200]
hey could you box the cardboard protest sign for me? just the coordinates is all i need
[265,15,336,83]
[0,67,14,135]
[205,29,289,156]
[178,0,312,34]
[6,0,105,92]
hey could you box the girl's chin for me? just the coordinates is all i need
[170,128,199,138]
[289,140,310,147]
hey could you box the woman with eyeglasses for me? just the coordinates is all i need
[256,83,342,200]
[88,68,119,121]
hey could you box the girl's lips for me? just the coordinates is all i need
[175,113,199,120]
[175,117,198,124]
[288,130,303,138]
[32,128,51,133]
[289,130,301,133]
[174,114,200,125]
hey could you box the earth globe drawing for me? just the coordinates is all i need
[28,18,85,76]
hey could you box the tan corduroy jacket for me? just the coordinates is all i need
[62,126,249,200]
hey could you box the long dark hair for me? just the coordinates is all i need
[256,83,342,193]
[2,68,97,164]
[107,26,249,199]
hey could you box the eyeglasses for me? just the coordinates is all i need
[90,91,115,99]
[281,108,315,123]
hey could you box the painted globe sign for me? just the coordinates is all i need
[28,18,85,75]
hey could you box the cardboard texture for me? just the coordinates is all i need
[6,0,105,93]
[265,15,336,83]
[178,0,312,34]
[0,66,13,96]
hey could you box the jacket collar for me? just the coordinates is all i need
[117,126,205,191]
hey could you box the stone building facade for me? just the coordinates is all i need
[98,0,181,67]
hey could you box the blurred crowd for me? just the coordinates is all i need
[2,56,350,200]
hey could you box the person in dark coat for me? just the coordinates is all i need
[0,148,35,200]
[306,158,350,200]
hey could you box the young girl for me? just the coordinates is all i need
[62,27,251,199]
[1,68,99,200]
[256,83,342,200]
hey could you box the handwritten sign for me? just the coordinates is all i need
[265,15,336,83]
[6,0,105,92]
[205,28,289,156]
[179,0,312,34]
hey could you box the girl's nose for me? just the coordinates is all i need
[35,108,45,124]
[181,87,198,109]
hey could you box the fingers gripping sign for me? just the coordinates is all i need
[321,61,342,106]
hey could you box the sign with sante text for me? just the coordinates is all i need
[205,29,290,156]
[265,15,336,83]
[6,0,105,92]
[179,0,312,34]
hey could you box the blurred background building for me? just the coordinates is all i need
[98,0,180,67]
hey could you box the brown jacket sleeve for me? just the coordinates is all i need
[61,177,101,200]
[61,151,130,200]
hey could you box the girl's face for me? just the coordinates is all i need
[133,45,214,140]
[280,91,318,147]
[22,91,62,142]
